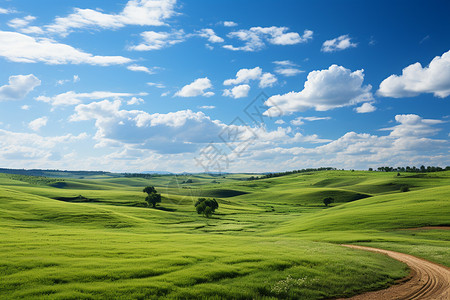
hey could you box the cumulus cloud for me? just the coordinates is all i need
[129,29,184,51]
[321,34,357,52]
[36,91,147,107]
[29,116,48,131]
[355,102,376,113]
[237,114,448,172]
[69,100,226,153]
[0,74,41,101]
[224,67,262,85]
[195,28,224,43]
[45,0,177,36]
[224,67,277,88]
[264,64,373,116]
[223,84,250,99]
[259,72,277,88]
[0,129,87,164]
[175,77,214,97]
[378,49,450,98]
[273,60,303,77]
[127,97,144,105]
[224,27,313,51]
[223,21,237,27]
[381,114,444,137]
[0,31,132,65]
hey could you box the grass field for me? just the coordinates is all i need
[0,170,449,299]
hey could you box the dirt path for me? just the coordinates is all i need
[341,245,450,300]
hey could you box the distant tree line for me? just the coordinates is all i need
[371,166,450,173]
[247,167,336,180]
[0,168,110,177]
[124,173,156,179]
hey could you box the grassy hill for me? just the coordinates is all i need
[0,170,448,298]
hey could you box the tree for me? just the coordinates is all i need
[143,186,156,194]
[143,186,161,208]
[323,197,334,207]
[195,198,219,217]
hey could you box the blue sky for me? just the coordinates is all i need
[0,0,449,173]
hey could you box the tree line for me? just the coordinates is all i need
[247,167,336,180]
[371,166,450,173]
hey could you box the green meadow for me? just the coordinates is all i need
[0,170,449,299]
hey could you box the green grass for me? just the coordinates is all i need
[0,170,449,299]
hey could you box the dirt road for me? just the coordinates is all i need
[341,245,450,300]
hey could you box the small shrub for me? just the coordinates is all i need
[323,197,334,207]
[400,185,410,192]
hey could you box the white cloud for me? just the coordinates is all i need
[7,15,36,28]
[273,60,303,77]
[0,8,16,14]
[36,91,147,107]
[378,49,450,98]
[127,64,156,74]
[129,29,185,51]
[224,67,262,85]
[56,75,80,86]
[19,26,44,35]
[275,119,285,124]
[0,31,132,65]
[21,105,30,110]
[0,129,87,164]
[147,82,165,88]
[291,116,331,126]
[381,114,444,137]
[6,15,43,35]
[237,114,448,172]
[68,99,334,156]
[175,77,214,97]
[355,102,376,113]
[275,67,303,77]
[29,116,48,131]
[259,72,277,88]
[70,100,227,153]
[223,21,237,27]
[224,67,277,88]
[321,34,357,52]
[223,84,250,99]
[199,105,215,109]
[196,28,224,43]
[0,74,41,101]
[224,27,312,52]
[264,64,373,116]
[45,0,177,36]
[127,97,144,105]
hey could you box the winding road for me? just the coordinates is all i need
[341,245,450,300]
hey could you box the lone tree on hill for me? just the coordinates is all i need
[143,186,161,208]
[195,198,219,218]
[323,197,334,207]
